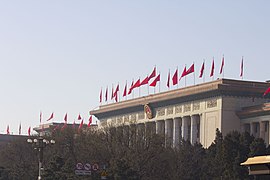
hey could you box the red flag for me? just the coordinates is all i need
[19,123,21,135]
[167,70,170,88]
[47,112,54,121]
[220,56,224,74]
[180,66,187,79]
[28,126,31,136]
[172,68,178,85]
[105,87,108,102]
[111,85,114,100]
[133,78,141,89]
[113,84,119,97]
[61,123,67,131]
[199,62,205,78]
[123,83,127,97]
[115,91,119,102]
[78,119,84,132]
[150,74,160,87]
[128,81,134,95]
[88,115,92,127]
[240,57,244,77]
[210,58,215,77]
[186,63,194,75]
[64,113,67,122]
[148,67,156,80]
[78,114,82,120]
[140,76,149,85]
[99,88,102,103]
[263,87,270,97]
[39,111,42,123]
[7,125,10,135]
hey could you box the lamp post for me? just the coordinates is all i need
[27,136,55,180]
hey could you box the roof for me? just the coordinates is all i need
[241,155,270,165]
[91,78,270,118]
[237,103,270,119]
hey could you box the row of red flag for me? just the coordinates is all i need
[43,112,93,129]
[6,124,31,136]
[5,113,93,136]
[99,57,245,103]
[100,66,160,103]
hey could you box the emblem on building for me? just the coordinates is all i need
[144,104,153,119]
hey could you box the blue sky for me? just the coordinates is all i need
[0,1,269,134]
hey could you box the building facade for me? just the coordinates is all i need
[91,79,270,147]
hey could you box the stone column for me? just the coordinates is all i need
[156,120,165,135]
[173,117,181,148]
[269,121,270,146]
[165,119,173,147]
[191,115,199,145]
[145,122,156,136]
[250,122,255,137]
[260,121,265,140]
[182,116,189,141]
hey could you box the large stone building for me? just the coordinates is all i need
[90,78,270,147]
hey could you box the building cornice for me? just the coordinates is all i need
[91,78,270,118]
[237,103,270,119]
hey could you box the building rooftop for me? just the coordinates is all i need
[91,78,270,119]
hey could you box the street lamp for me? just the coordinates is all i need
[27,136,55,180]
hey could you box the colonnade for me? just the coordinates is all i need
[242,121,270,145]
[134,114,201,147]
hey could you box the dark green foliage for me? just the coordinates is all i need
[0,127,269,179]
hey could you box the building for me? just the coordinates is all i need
[34,122,98,136]
[90,78,270,148]
[0,134,28,147]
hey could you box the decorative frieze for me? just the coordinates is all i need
[207,99,217,108]
[111,118,117,126]
[157,108,165,116]
[184,104,191,112]
[124,115,129,123]
[100,121,107,127]
[117,116,123,124]
[175,106,182,114]
[130,114,136,121]
[167,107,173,115]
[138,112,145,120]
[193,102,200,111]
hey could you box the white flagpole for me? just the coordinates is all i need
[159,71,161,93]
[193,62,195,85]
[125,80,127,101]
[223,55,225,78]
[177,66,179,89]
[139,77,141,97]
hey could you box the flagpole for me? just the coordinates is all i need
[147,76,149,95]
[203,59,205,83]
[242,56,244,80]
[168,69,170,90]
[125,80,127,101]
[223,55,225,78]
[100,87,102,105]
[185,64,187,87]
[106,86,108,104]
[177,66,179,89]
[132,79,134,99]
[139,77,141,97]
[159,71,161,93]
[212,57,214,81]
[118,82,120,102]
[111,84,114,103]
[193,62,195,85]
